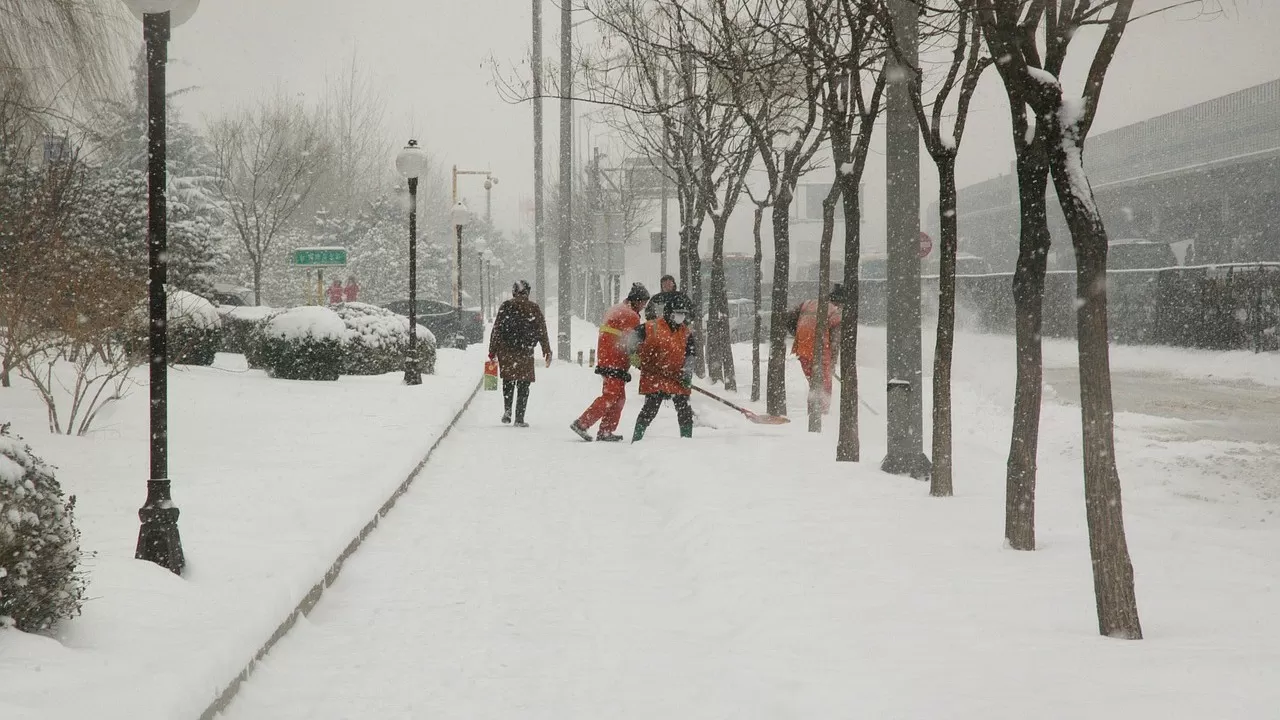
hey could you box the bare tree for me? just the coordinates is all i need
[885,0,990,492]
[315,53,392,216]
[801,0,887,440]
[975,0,1193,640]
[209,93,331,304]
[708,0,830,418]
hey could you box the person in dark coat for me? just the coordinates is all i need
[645,274,695,321]
[488,280,552,427]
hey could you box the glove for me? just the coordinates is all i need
[680,372,693,389]
[488,352,495,361]
[544,352,553,368]
[629,353,642,368]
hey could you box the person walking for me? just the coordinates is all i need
[489,280,552,427]
[326,278,344,306]
[789,283,845,414]
[343,275,360,303]
[570,283,650,442]
[630,293,697,442]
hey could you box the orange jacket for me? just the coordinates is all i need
[596,302,642,371]
[792,299,841,360]
[636,319,695,395]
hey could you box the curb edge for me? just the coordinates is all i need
[198,377,483,719]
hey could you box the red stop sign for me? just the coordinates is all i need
[918,231,933,259]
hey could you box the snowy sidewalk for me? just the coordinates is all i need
[0,347,483,719]
[221,359,1280,719]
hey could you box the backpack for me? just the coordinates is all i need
[500,305,540,350]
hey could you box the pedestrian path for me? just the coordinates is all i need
[217,358,1280,719]
[218,363,801,718]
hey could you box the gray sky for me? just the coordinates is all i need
[166,0,1280,251]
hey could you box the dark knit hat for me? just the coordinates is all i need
[626,282,650,302]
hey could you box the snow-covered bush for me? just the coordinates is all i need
[332,302,437,375]
[258,306,349,381]
[124,289,225,367]
[0,425,86,634]
[217,306,276,360]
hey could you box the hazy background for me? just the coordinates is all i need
[163,0,1280,257]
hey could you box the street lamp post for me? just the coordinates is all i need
[451,201,469,348]
[123,0,200,576]
[396,139,428,385]
[476,238,487,322]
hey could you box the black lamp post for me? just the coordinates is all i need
[450,202,469,348]
[396,139,427,385]
[124,0,200,576]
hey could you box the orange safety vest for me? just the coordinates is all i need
[596,302,641,370]
[792,299,841,360]
[638,319,691,395]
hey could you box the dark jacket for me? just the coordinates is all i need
[645,290,695,321]
[489,297,551,382]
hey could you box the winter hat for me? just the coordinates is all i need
[626,282,650,303]
[512,279,531,297]
[830,283,846,303]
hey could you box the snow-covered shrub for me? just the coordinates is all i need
[124,289,224,367]
[332,302,437,375]
[217,306,276,360]
[0,424,86,634]
[257,306,349,381]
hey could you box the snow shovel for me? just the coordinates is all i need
[653,370,790,425]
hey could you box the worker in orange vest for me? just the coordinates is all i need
[629,293,697,442]
[789,283,845,414]
[570,283,650,442]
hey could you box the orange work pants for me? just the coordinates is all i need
[577,376,628,434]
[798,353,833,413]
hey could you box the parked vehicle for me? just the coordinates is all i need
[211,283,253,307]
[382,298,484,348]
[1109,238,1178,270]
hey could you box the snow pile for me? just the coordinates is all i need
[333,302,436,349]
[0,425,85,633]
[265,306,350,343]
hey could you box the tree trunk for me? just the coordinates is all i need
[1006,137,1051,551]
[1049,123,1143,640]
[707,216,735,390]
[809,183,840,432]
[930,155,958,497]
[751,204,764,403]
[766,193,792,417]
[684,220,708,378]
[835,176,862,461]
[252,261,263,306]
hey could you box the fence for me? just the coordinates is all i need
[778,263,1280,352]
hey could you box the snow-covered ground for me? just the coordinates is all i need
[217,321,1280,719]
[3,312,1278,718]
[0,346,483,719]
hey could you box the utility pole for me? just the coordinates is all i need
[532,0,545,309]
[882,0,930,479]
[557,0,572,360]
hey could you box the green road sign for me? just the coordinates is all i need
[293,247,348,266]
